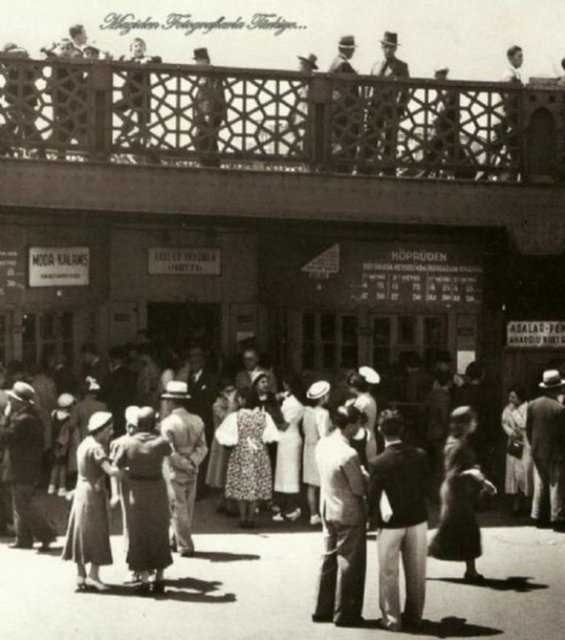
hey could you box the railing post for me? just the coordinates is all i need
[89,62,113,161]
[309,76,332,171]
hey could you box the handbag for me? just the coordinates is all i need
[507,438,524,459]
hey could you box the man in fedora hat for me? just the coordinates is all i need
[0,382,56,550]
[193,47,227,168]
[527,370,565,531]
[360,31,410,176]
[328,35,361,174]
[160,381,208,556]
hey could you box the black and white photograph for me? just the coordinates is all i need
[1,1,565,638]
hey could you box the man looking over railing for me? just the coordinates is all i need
[361,31,410,177]
[328,35,360,174]
[192,47,227,168]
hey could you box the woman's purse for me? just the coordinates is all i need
[507,437,524,459]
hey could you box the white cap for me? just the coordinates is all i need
[125,405,140,427]
[57,393,75,409]
[359,366,380,385]
[307,380,331,401]
[87,411,113,433]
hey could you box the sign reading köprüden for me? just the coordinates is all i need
[28,247,90,287]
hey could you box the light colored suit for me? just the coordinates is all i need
[313,430,367,624]
[161,407,208,553]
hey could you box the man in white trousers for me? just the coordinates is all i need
[369,409,430,631]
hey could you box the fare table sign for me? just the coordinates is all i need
[507,321,565,348]
[28,246,90,287]
[349,246,482,306]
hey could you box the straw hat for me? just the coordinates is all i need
[359,366,380,385]
[539,369,565,389]
[161,380,191,400]
[7,382,35,404]
[87,411,113,434]
[307,380,331,401]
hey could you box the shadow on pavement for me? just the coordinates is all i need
[90,577,237,603]
[192,550,260,562]
[427,576,548,592]
[408,617,503,637]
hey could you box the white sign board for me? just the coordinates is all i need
[301,244,340,278]
[28,246,90,287]
[507,321,565,348]
[148,248,221,275]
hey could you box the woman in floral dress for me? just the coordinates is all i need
[215,388,280,528]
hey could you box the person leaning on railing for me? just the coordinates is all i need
[192,47,227,168]
[0,43,44,158]
[114,37,162,146]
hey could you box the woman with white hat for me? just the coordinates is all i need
[62,411,122,592]
[346,367,380,466]
[303,381,332,525]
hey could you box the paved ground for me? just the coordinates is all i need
[0,495,564,640]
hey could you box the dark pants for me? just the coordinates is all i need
[12,484,56,546]
[0,482,12,531]
[314,520,367,623]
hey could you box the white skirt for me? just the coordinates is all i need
[274,429,302,494]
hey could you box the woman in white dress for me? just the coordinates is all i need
[272,375,305,523]
[501,386,533,514]
[302,381,332,526]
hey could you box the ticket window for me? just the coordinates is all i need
[302,312,359,371]
[369,314,448,368]
[22,311,75,367]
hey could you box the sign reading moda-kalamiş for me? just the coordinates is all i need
[507,321,565,348]
[148,248,221,275]
[28,247,90,287]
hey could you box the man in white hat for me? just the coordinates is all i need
[160,381,208,556]
[0,382,56,550]
[527,370,565,531]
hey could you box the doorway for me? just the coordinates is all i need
[147,302,221,360]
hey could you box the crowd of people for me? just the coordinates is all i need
[0,334,564,626]
[0,23,538,177]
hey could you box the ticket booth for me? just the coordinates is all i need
[262,236,484,386]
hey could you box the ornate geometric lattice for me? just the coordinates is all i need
[329,76,523,180]
[111,63,311,165]
[0,56,524,180]
[0,56,92,159]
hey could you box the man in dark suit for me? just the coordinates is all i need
[526,370,565,531]
[369,409,430,631]
[0,382,56,550]
[328,35,361,174]
[361,32,410,176]
[313,405,367,628]
[105,346,136,438]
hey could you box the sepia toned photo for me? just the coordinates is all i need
[0,1,564,638]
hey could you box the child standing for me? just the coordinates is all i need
[48,393,75,496]
[303,381,332,526]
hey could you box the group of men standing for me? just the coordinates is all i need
[313,408,429,631]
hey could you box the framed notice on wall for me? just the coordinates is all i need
[148,248,221,275]
[28,246,90,287]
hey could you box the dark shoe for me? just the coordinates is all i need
[9,541,33,550]
[37,540,54,553]
[552,522,565,532]
[533,519,551,529]
[334,616,366,628]
[135,582,152,596]
[311,614,333,623]
[152,581,165,595]
[180,550,195,558]
[464,572,486,584]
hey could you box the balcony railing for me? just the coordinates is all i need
[0,56,557,182]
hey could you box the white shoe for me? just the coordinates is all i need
[57,488,67,497]
[286,508,302,522]
[272,513,285,522]
[310,515,322,526]
[47,485,55,495]
[85,577,110,592]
